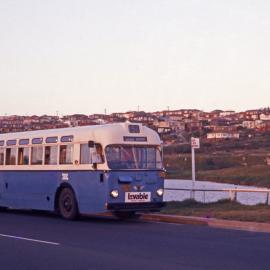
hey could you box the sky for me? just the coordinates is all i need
[0,0,270,115]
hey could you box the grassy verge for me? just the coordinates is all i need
[164,151,270,188]
[197,165,270,187]
[162,200,270,223]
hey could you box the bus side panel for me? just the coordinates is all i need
[0,170,108,214]
[66,171,107,214]
[0,171,57,210]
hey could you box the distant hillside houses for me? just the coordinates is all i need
[207,132,240,140]
[0,108,270,142]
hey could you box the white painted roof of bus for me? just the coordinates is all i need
[0,122,161,146]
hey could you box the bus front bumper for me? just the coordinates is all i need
[106,202,166,212]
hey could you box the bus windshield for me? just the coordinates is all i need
[105,145,163,170]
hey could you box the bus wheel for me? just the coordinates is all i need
[114,211,140,220]
[58,187,79,220]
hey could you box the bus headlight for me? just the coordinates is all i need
[110,190,119,198]
[156,188,164,197]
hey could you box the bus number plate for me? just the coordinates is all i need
[125,192,151,203]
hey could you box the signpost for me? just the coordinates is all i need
[191,137,200,199]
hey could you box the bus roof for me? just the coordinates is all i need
[0,122,161,146]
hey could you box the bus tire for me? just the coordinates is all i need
[58,187,79,220]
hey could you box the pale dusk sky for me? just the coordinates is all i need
[0,0,270,115]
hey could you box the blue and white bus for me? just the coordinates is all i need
[0,122,165,219]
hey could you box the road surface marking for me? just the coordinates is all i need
[0,233,60,246]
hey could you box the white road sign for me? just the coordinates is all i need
[191,137,200,149]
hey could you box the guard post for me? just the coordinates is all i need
[191,137,200,199]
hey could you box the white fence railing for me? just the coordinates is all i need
[164,188,270,205]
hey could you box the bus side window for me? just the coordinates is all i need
[31,146,43,165]
[80,144,90,164]
[45,146,58,165]
[6,148,16,165]
[80,143,104,164]
[91,144,104,164]
[18,147,30,165]
[60,145,73,164]
[0,149,4,165]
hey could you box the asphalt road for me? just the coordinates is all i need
[0,210,269,270]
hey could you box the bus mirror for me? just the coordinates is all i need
[88,141,95,148]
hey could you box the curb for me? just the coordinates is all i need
[141,214,270,233]
[208,219,270,233]
[141,213,208,226]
